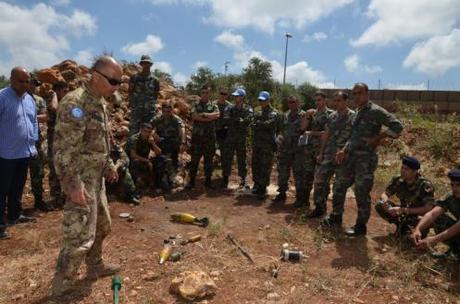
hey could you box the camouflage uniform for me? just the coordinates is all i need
[52,85,115,288]
[222,104,253,180]
[252,106,280,193]
[189,101,219,181]
[29,94,46,204]
[47,100,63,201]
[151,113,184,170]
[313,109,355,212]
[128,72,160,136]
[276,109,306,200]
[126,133,174,191]
[375,175,434,232]
[106,143,137,197]
[215,100,232,167]
[304,108,333,205]
[332,101,403,226]
[433,195,460,251]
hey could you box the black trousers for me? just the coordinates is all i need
[0,157,30,228]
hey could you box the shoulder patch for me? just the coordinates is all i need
[70,106,84,119]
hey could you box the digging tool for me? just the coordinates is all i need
[226,233,255,264]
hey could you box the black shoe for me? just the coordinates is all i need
[344,224,367,237]
[221,176,229,188]
[273,192,286,202]
[251,187,259,194]
[185,180,195,190]
[8,214,37,225]
[127,193,140,205]
[320,214,343,227]
[292,200,306,209]
[306,208,326,219]
[34,201,54,212]
[205,178,214,189]
[0,228,10,240]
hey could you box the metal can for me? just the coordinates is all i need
[281,249,303,262]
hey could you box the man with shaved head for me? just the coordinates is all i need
[0,67,38,240]
[51,56,123,297]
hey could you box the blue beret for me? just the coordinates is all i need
[402,156,420,170]
[448,168,460,182]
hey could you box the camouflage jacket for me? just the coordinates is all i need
[385,175,435,208]
[346,101,403,155]
[322,108,355,162]
[306,108,333,152]
[214,100,232,131]
[278,109,305,150]
[226,104,253,143]
[252,106,280,149]
[32,94,47,144]
[436,194,460,222]
[53,85,115,194]
[111,143,130,170]
[126,133,152,159]
[152,113,183,145]
[129,72,160,109]
[191,100,219,139]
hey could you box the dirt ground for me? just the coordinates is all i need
[1,171,460,304]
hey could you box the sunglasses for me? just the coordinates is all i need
[95,70,121,86]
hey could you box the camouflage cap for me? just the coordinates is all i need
[139,55,153,65]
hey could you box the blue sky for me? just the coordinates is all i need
[1,0,460,90]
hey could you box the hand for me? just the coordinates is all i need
[416,236,437,250]
[335,149,347,165]
[387,207,401,217]
[411,229,422,246]
[105,169,119,183]
[69,184,92,206]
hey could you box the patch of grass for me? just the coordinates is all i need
[207,217,227,237]
[279,227,295,243]
[422,125,458,161]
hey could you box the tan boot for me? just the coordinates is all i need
[87,261,120,279]
[50,275,74,297]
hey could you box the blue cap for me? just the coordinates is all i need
[258,91,270,101]
[402,156,420,170]
[448,168,460,182]
[231,88,246,97]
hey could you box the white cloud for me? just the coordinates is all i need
[154,61,173,74]
[351,0,460,47]
[74,49,93,66]
[384,83,427,90]
[51,0,71,6]
[272,60,334,88]
[404,29,460,76]
[303,32,328,43]
[344,54,359,72]
[121,34,164,56]
[214,31,245,50]
[0,2,96,76]
[152,0,353,33]
[193,60,207,69]
[344,54,382,74]
[172,72,189,87]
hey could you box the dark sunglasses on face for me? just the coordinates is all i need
[95,70,121,86]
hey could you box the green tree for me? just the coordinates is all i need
[296,82,318,110]
[186,67,216,95]
[0,75,9,89]
[153,69,174,85]
[242,57,274,106]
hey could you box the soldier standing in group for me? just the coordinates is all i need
[47,81,69,208]
[273,95,306,206]
[310,92,355,225]
[186,85,220,189]
[27,77,53,212]
[251,91,280,199]
[128,55,160,137]
[334,82,404,236]
[214,87,232,168]
[375,157,434,236]
[51,56,122,296]
[221,88,253,188]
[412,169,460,258]
[302,91,333,213]
[151,102,187,171]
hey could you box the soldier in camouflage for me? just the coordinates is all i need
[214,87,232,169]
[334,83,404,236]
[128,55,160,137]
[27,77,53,212]
[311,92,355,226]
[47,81,68,208]
[251,91,280,199]
[186,85,220,189]
[221,88,253,188]
[374,156,434,236]
[51,56,122,297]
[151,102,187,171]
[412,169,460,258]
[126,122,174,193]
[302,91,333,213]
[273,95,306,205]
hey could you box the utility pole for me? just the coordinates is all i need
[224,61,230,75]
[283,32,292,86]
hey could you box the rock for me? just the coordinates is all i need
[210,270,221,277]
[61,69,77,81]
[170,271,217,301]
[37,68,65,84]
[266,292,280,300]
[143,271,160,281]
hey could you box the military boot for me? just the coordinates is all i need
[126,192,140,205]
[320,214,343,227]
[205,176,214,189]
[273,192,286,202]
[344,223,367,237]
[87,261,121,279]
[306,207,326,219]
[221,175,229,188]
[34,199,54,212]
[0,226,10,240]
[50,274,75,297]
